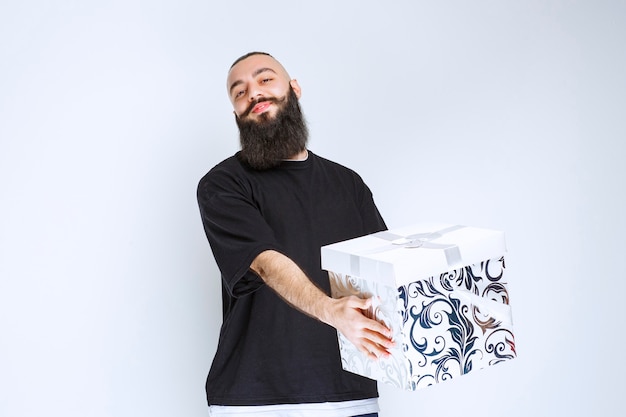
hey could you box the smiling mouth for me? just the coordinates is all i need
[252,101,272,114]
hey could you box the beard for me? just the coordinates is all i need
[235,86,308,170]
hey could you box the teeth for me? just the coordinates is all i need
[254,103,269,112]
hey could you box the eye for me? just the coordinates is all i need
[234,89,246,99]
[261,78,272,84]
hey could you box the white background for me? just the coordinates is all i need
[1,1,624,416]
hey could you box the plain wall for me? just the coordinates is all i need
[1,1,624,416]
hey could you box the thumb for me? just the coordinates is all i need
[351,296,372,310]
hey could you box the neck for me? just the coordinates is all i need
[285,149,308,161]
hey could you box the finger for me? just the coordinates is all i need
[363,328,395,348]
[362,318,393,341]
[347,296,371,310]
[359,338,392,359]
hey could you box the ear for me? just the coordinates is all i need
[290,79,302,99]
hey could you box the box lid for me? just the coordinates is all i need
[321,223,506,285]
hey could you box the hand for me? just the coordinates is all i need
[250,250,395,359]
[325,296,395,360]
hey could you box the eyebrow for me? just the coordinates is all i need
[229,67,278,95]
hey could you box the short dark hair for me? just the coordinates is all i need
[230,51,273,69]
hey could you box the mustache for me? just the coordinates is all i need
[239,96,284,119]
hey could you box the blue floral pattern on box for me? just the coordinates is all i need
[328,256,516,391]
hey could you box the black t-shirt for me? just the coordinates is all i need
[197,150,386,406]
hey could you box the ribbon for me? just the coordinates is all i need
[347,225,466,278]
[453,289,513,325]
[376,225,464,265]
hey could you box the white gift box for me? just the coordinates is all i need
[321,223,516,391]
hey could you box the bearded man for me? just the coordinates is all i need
[197,52,394,417]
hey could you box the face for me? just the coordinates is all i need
[235,85,309,170]
[227,54,301,121]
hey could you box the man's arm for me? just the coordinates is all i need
[250,249,394,359]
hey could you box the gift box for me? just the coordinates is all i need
[321,223,516,391]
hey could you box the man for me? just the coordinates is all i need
[197,52,394,416]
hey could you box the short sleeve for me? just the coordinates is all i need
[197,162,281,297]
[359,182,387,234]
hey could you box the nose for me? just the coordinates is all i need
[247,86,263,102]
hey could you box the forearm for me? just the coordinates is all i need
[250,250,333,324]
[250,249,395,359]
